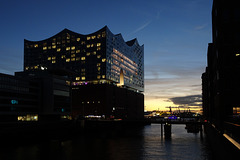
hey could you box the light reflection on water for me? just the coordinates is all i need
[0,124,212,160]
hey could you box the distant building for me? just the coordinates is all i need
[202,0,240,128]
[23,26,144,120]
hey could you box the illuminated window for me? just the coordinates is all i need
[87,36,91,40]
[97,63,101,66]
[34,66,38,69]
[93,51,96,55]
[97,34,101,39]
[66,47,70,51]
[57,48,61,52]
[81,41,85,45]
[91,35,96,39]
[97,47,101,51]
[97,43,101,47]
[52,60,56,63]
[102,31,106,37]
[52,45,56,49]
[81,57,85,60]
[57,41,61,45]
[76,77,80,80]
[71,58,75,61]
[66,58,70,62]
[81,77,85,80]
[71,54,75,57]
[25,67,29,70]
[76,50,80,53]
[91,44,94,47]
[52,56,56,60]
[102,75,106,79]
[236,53,240,57]
[48,57,51,60]
[48,46,51,49]
[233,107,240,115]
[86,52,91,56]
[71,50,75,54]
[18,114,38,121]
[81,68,85,72]
[97,67,101,71]
[43,46,47,50]
[66,33,70,39]
[97,75,101,79]
[102,58,106,62]
[34,44,38,48]
[77,38,81,41]
[97,55,101,58]
[71,46,75,50]
[61,55,66,59]
[87,44,90,48]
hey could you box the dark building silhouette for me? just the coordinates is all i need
[202,0,240,131]
[0,71,71,122]
[0,73,39,121]
[24,26,144,120]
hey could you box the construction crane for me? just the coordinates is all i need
[165,106,180,114]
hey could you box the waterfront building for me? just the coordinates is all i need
[202,0,240,134]
[0,71,71,122]
[0,73,39,122]
[23,26,144,120]
[24,26,144,92]
[15,71,72,121]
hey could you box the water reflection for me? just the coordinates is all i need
[0,124,212,160]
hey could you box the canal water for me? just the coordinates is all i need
[0,124,213,160]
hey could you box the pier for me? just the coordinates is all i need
[146,118,205,138]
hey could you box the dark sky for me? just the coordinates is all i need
[0,0,212,111]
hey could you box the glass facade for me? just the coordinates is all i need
[24,26,144,92]
[105,29,144,92]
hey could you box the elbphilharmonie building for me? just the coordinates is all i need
[24,26,144,92]
[24,26,144,119]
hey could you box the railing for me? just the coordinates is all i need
[224,121,240,144]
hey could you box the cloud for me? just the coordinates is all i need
[194,24,207,30]
[129,20,152,35]
[169,95,202,107]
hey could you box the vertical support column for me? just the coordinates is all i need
[161,122,163,137]
[164,123,172,139]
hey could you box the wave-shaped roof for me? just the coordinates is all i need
[25,26,143,48]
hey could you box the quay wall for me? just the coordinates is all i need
[204,123,240,159]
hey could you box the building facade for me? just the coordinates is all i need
[0,73,39,121]
[202,0,240,128]
[24,26,144,92]
[24,26,144,120]
[0,71,71,122]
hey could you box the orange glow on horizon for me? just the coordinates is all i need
[144,97,202,112]
[144,98,178,111]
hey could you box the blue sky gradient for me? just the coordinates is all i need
[0,0,213,111]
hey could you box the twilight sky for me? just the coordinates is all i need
[0,0,213,111]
